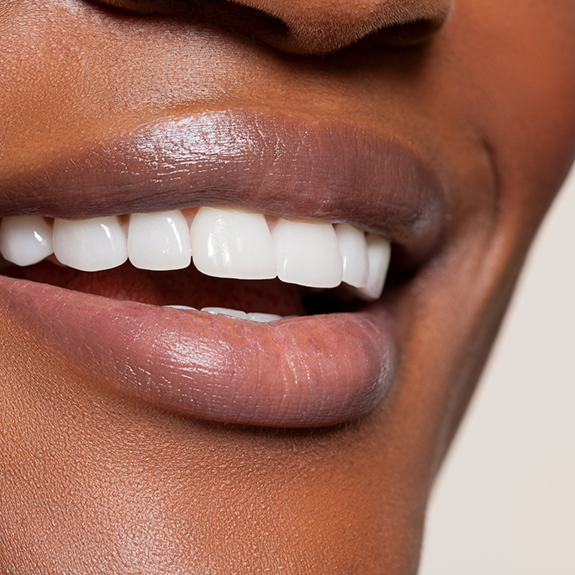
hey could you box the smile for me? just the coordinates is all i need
[0,109,445,428]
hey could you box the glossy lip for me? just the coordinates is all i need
[0,278,396,427]
[1,109,444,261]
[0,109,445,427]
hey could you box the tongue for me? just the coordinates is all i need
[11,261,308,316]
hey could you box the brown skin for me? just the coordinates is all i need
[2,0,575,573]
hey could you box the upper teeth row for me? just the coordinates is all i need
[0,208,391,300]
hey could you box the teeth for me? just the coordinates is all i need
[246,312,283,323]
[190,207,276,280]
[335,223,369,288]
[201,307,248,319]
[163,306,286,323]
[271,219,343,288]
[53,216,128,272]
[0,216,54,266]
[128,211,191,271]
[356,234,391,301]
[1,210,392,302]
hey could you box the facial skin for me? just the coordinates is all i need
[1,0,575,573]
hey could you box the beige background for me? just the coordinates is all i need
[419,164,575,573]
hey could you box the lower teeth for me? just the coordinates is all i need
[163,305,289,322]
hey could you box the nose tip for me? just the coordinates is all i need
[235,0,454,54]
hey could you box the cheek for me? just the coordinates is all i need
[364,0,575,484]
[449,0,575,220]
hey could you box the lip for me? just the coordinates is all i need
[0,109,445,427]
[1,109,444,259]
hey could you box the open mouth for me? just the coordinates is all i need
[0,208,390,319]
[0,110,445,428]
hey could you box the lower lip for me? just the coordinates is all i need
[0,275,397,427]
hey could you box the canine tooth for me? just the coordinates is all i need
[190,207,276,280]
[128,211,191,271]
[247,312,283,322]
[356,234,391,301]
[53,216,127,272]
[0,216,54,266]
[164,305,197,310]
[271,219,343,288]
[201,307,248,319]
[335,223,368,288]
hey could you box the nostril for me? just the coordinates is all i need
[373,17,452,48]
[234,0,454,55]
[86,0,453,55]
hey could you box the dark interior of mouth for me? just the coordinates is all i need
[1,260,363,317]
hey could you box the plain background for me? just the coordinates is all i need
[419,164,575,574]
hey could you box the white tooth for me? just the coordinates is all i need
[0,216,54,266]
[190,207,276,280]
[335,223,368,288]
[201,307,248,319]
[271,219,343,288]
[128,211,191,271]
[356,234,391,301]
[164,305,197,310]
[53,216,127,272]
[247,312,283,323]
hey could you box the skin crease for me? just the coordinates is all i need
[1,0,575,574]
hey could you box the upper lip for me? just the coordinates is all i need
[0,109,445,263]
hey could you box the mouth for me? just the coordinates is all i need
[0,110,445,428]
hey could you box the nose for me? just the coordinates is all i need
[232,0,454,53]
[95,0,453,54]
